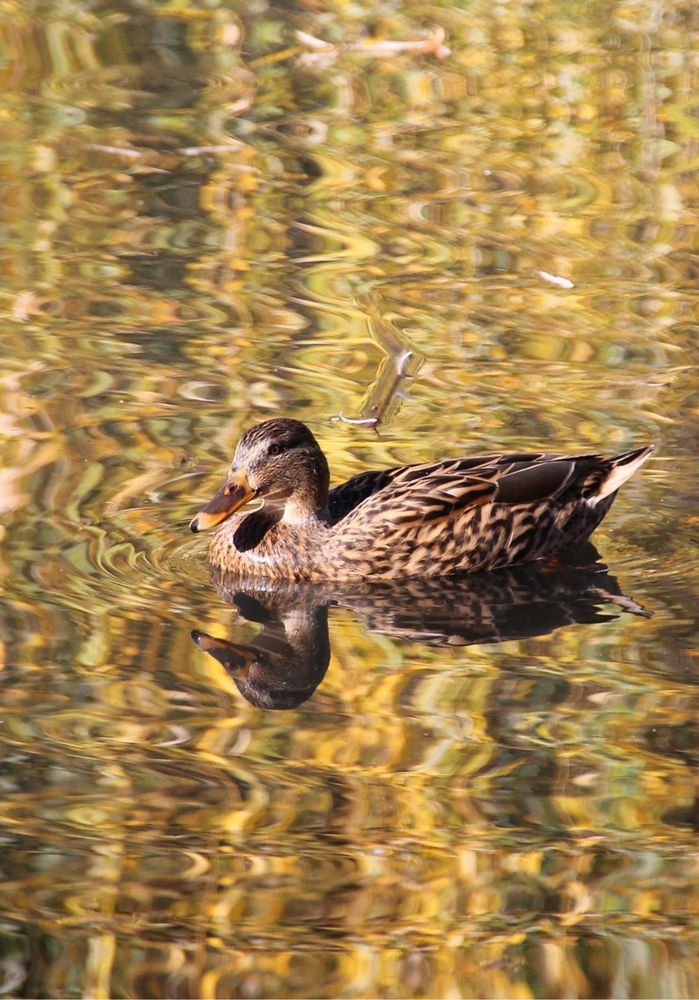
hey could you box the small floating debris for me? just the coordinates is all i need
[395,349,414,377]
[180,144,246,157]
[330,412,380,427]
[87,143,144,159]
[536,269,575,290]
[296,30,335,52]
[296,26,450,67]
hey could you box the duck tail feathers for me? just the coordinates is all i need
[592,444,654,501]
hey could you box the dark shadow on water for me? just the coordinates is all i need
[192,545,649,710]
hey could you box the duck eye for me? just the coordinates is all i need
[267,443,283,457]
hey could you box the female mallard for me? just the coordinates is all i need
[190,418,653,581]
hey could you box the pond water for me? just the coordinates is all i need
[0,0,697,996]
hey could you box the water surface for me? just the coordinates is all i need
[0,0,697,996]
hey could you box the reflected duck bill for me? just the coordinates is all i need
[190,470,257,532]
[191,629,255,677]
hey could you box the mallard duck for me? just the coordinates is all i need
[190,418,653,581]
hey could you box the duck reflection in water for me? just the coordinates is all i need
[192,545,648,710]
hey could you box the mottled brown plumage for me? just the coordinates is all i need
[190,418,653,581]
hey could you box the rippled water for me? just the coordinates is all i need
[0,0,697,996]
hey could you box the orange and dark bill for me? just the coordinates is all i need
[190,470,257,532]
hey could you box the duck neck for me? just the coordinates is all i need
[279,449,331,527]
[282,500,331,527]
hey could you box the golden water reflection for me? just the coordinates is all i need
[0,0,698,995]
[195,551,648,710]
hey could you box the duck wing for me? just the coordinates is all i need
[325,451,613,578]
[328,467,404,523]
[327,452,556,523]
[345,452,597,520]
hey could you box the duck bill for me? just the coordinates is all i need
[190,470,257,532]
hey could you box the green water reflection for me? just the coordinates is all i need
[0,0,697,996]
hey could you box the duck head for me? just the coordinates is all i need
[190,418,330,532]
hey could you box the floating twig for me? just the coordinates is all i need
[330,412,380,427]
[296,26,450,68]
[87,143,144,158]
[536,269,575,290]
[330,299,423,432]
